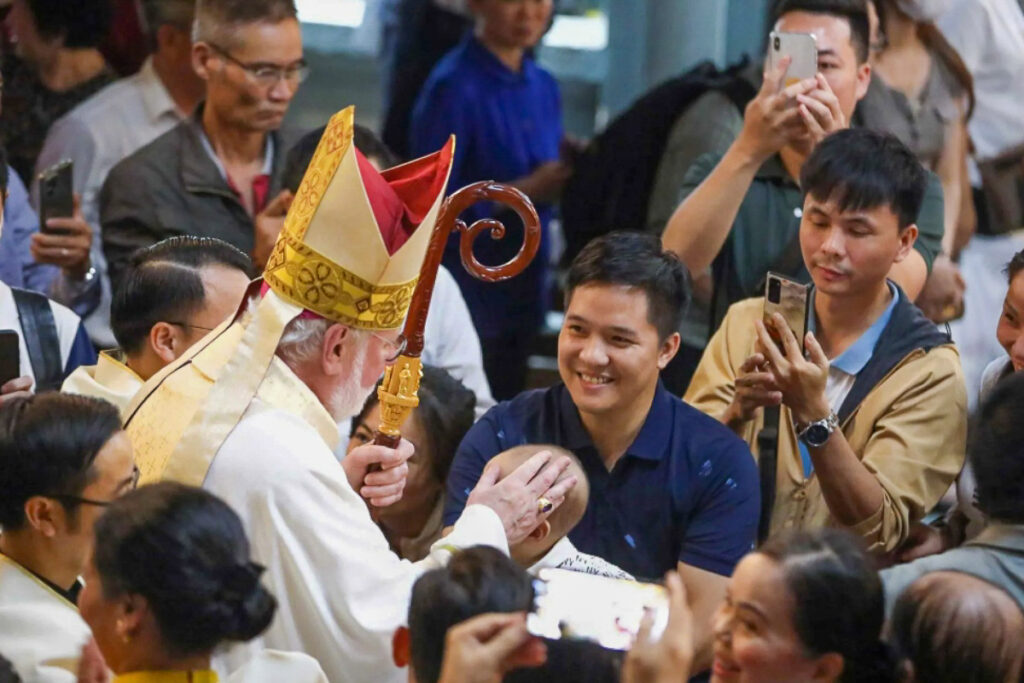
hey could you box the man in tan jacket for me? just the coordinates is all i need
[686,129,967,553]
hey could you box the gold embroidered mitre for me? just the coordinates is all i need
[264,106,454,330]
[125,107,455,487]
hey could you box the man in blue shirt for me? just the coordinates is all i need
[444,232,759,672]
[409,0,570,399]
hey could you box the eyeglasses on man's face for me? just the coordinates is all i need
[370,331,408,363]
[47,465,141,509]
[207,42,310,88]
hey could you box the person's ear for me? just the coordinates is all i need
[893,224,918,263]
[321,324,351,377]
[527,519,551,543]
[855,61,872,101]
[392,626,411,668]
[116,594,149,644]
[192,42,214,81]
[811,652,845,681]
[149,322,184,364]
[23,496,62,538]
[657,332,681,370]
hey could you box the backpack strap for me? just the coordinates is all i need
[11,287,63,392]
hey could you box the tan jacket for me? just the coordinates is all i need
[685,296,967,552]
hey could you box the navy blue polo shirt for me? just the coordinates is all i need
[443,382,760,579]
[409,35,562,340]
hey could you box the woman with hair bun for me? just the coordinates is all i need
[711,529,898,683]
[76,482,326,682]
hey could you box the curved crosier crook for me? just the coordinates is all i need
[372,181,541,449]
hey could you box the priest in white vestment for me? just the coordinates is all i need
[123,107,576,683]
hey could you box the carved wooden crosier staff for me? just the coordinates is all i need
[373,181,541,448]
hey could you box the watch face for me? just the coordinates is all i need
[804,424,831,446]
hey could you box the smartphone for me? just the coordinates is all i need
[768,31,818,87]
[527,568,668,652]
[763,271,810,352]
[37,159,74,235]
[0,330,20,387]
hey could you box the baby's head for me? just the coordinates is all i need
[488,444,589,568]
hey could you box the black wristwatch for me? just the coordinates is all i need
[797,411,839,448]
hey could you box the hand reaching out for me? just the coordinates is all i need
[622,572,694,683]
[437,612,547,683]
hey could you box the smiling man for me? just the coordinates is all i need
[686,129,967,554]
[444,231,760,671]
[100,0,305,290]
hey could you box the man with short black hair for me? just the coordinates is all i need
[0,393,137,681]
[62,236,253,413]
[881,370,1024,613]
[660,0,946,389]
[392,546,535,683]
[687,128,967,553]
[444,231,760,671]
[101,0,305,289]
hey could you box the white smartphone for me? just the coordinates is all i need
[527,568,668,652]
[768,31,818,86]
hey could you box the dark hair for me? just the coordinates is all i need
[352,365,476,486]
[0,146,9,198]
[0,394,122,529]
[968,372,1024,524]
[759,530,898,683]
[408,546,534,683]
[889,572,1024,683]
[111,236,253,354]
[1004,249,1024,285]
[0,653,21,683]
[800,128,927,231]
[769,0,870,63]
[140,0,195,48]
[92,482,277,657]
[24,0,113,49]
[566,232,689,340]
[282,124,400,194]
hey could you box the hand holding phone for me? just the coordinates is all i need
[762,272,810,354]
[768,31,818,88]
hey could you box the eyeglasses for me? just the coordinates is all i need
[208,42,310,88]
[371,331,408,363]
[47,466,141,508]
[167,321,216,333]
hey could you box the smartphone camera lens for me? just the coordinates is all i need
[768,278,782,304]
[774,36,780,51]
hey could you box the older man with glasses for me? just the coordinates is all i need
[99,0,307,294]
[0,393,137,682]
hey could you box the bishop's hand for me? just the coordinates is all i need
[466,450,578,546]
[343,438,413,507]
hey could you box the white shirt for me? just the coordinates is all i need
[207,401,508,683]
[0,281,88,391]
[33,58,187,347]
[0,554,91,683]
[527,536,635,581]
[938,0,1024,163]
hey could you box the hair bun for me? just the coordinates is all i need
[216,561,276,642]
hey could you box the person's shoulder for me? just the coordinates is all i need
[216,405,342,481]
[105,122,185,183]
[669,391,750,456]
[60,72,142,125]
[480,385,559,426]
[423,41,477,90]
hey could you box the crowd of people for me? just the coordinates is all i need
[1,0,1024,681]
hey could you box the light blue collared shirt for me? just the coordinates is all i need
[799,283,900,476]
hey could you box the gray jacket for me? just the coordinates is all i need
[99,106,293,289]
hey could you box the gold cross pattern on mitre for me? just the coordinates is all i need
[264,106,455,331]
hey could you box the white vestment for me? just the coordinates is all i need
[61,351,143,417]
[205,400,507,683]
[0,555,91,682]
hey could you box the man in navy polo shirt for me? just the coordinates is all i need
[443,232,759,671]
